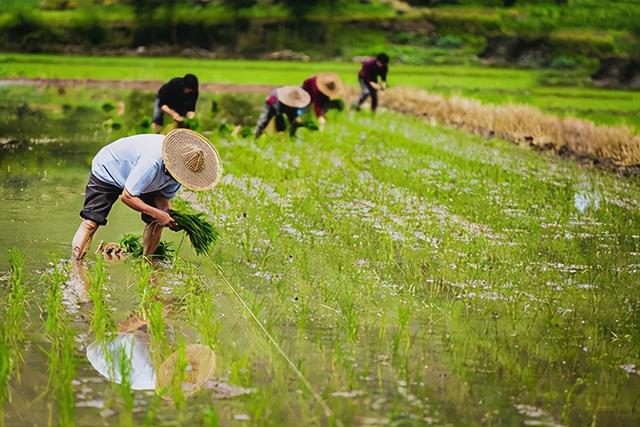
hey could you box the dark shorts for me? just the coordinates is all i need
[79,174,159,226]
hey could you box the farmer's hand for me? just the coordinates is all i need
[186,111,195,119]
[370,81,381,90]
[168,222,182,232]
[155,210,177,228]
[173,114,184,122]
[318,116,326,131]
[380,82,387,90]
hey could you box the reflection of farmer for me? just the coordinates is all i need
[254,86,311,139]
[86,314,216,395]
[301,73,344,131]
[354,53,389,113]
[152,74,199,133]
[71,129,222,260]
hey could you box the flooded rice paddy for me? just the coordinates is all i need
[1,85,640,426]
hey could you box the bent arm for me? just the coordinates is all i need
[120,189,174,226]
[161,104,182,120]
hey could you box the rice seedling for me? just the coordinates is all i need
[119,233,174,260]
[132,262,170,367]
[202,406,220,427]
[43,262,76,427]
[170,198,220,256]
[116,344,134,427]
[0,248,27,413]
[87,258,115,344]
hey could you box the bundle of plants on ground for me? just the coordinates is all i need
[119,233,174,260]
[170,199,219,256]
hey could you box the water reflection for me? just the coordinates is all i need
[86,330,157,391]
[574,180,601,213]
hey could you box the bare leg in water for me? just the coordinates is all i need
[142,221,163,258]
[69,219,99,303]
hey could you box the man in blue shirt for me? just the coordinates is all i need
[71,129,222,260]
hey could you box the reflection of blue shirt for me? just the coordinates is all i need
[92,134,181,198]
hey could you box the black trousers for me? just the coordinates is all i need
[254,104,302,138]
[357,77,379,112]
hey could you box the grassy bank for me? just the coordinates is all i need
[2,53,639,131]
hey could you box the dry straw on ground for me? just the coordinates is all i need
[347,86,640,168]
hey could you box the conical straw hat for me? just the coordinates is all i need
[276,86,311,108]
[157,344,217,397]
[163,129,222,191]
[316,73,344,100]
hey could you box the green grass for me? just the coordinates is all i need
[2,53,639,130]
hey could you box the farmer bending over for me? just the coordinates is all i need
[71,129,222,260]
[254,86,311,139]
[354,53,389,113]
[301,73,344,131]
[152,74,199,133]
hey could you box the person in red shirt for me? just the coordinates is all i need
[301,73,344,131]
[354,53,389,113]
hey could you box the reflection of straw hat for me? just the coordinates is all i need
[316,73,344,100]
[157,344,217,397]
[163,129,222,191]
[276,86,311,108]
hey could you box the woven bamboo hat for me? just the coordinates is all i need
[276,86,311,108]
[163,129,222,191]
[157,344,217,397]
[316,73,344,100]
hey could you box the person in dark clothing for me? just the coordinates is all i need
[254,86,311,139]
[354,53,389,113]
[301,73,344,131]
[152,74,199,133]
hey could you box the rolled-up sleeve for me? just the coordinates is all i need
[160,181,181,199]
[124,161,158,196]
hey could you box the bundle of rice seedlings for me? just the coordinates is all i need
[119,234,174,260]
[169,199,219,256]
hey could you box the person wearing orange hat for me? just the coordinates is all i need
[301,73,345,131]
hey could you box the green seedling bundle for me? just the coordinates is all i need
[170,199,219,256]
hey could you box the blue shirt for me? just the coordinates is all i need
[91,134,181,198]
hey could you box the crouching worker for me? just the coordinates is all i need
[354,53,389,113]
[254,86,311,139]
[152,74,199,133]
[301,73,344,131]
[71,129,222,260]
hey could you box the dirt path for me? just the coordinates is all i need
[0,78,275,94]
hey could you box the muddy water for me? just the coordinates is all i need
[0,110,181,425]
